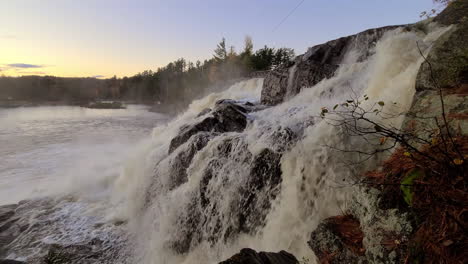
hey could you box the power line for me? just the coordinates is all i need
[272,0,306,32]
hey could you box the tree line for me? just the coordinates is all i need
[0,37,294,111]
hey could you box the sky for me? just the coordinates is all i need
[0,0,436,78]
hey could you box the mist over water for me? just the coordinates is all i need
[0,105,168,204]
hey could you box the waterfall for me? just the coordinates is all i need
[110,24,449,264]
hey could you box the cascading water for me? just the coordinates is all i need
[110,23,449,264]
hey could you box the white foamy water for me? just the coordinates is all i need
[110,24,449,264]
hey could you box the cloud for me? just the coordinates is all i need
[7,63,43,69]
[16,71,47,75]
[0,63,51,76]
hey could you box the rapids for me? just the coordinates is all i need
[110,24,449,263]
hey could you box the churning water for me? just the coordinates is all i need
[110,25,449,263]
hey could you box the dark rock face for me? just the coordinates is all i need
[219,248,299,264]
[168,100,250,154]
[250,70,270,78]
[261,26,401,106]
[0,260,25,264]
[166,138,285,254]
[40,243,103,264]
[165,132,217,190]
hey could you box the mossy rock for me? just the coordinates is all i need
[416,2,468,91]
[416,23,468,91]
[434,0,468,26]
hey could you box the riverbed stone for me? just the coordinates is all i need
[219,248,299,264]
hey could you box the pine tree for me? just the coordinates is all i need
[214,38,228,62]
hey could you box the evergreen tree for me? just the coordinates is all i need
[214,38,228,62]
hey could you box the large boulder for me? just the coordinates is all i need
[261,26,401,106]
[168,100,251,154]
[219,248,299,264]
[308,215,365,264]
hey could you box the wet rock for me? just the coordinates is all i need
[166,136,285,254]
[0,260,25,264]
[198,143,283,235]
[249,70,270,78]
[415,9,468,92]
[212,100,249,131]
[196,108,212,117]
[237,148,283,231]
[33,243,109,264]
[219,248,299,264]
[0,204,19,258]
[308,215,365,264]
[261,25,401,106]
[166,132,218,190]
[0,205,17,224]
[169,100,249,154]
[0,199,128,264]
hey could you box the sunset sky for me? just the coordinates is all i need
[0,0,435,78]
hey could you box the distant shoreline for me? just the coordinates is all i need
[0,100,152,109]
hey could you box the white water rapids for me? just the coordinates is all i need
[0,23,449,263]
[109,24,448,263]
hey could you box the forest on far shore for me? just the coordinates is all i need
[0,37,294,111]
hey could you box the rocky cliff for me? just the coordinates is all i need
[261,25,401,106]
[306,2,468,264]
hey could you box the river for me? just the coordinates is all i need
[0,105,167,205]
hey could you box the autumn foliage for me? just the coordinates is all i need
[365,136,467,264]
